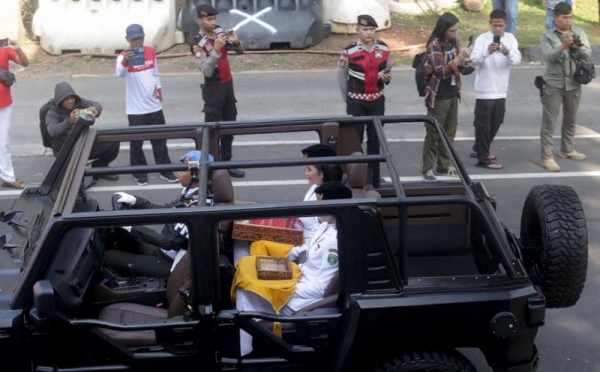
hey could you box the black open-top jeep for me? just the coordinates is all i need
[0,113,588,371]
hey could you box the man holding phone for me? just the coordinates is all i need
[338,14,392,183]
[469,9,521,170]
[192,4,245,178]
[0,38,28,189]
[116,24,177,186]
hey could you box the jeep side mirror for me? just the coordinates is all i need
[32,279,56,318]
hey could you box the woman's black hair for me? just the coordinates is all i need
[427,12,460,45]
[315,164,343,183]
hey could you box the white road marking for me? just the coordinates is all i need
[2,170,600,197]
[121,134,600,150]
[230,7,277,34]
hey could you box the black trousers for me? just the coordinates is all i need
[103,230,173,278]
[127,109,172,179]
[346,96,385,156]
[473,98,506,164]
[203,81,237,161]
[54,142,119,167]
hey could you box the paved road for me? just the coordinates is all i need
[8,67,600,156]
[4,68,600,370]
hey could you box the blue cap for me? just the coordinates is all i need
[126,24,145,39]
[180,150,214,163]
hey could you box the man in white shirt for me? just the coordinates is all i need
[116,24,177,186]
[469,9,521,170]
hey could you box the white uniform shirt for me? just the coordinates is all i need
[286,222,339,312]
[298,184,320,243]
[116,46,163,115]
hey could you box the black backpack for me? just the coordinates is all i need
[39,99,54,148]
[412,51,428,97]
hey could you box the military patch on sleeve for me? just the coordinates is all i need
[340,59,346,68]
[327,253,338,265]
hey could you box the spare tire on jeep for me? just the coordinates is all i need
[520,185,588,308]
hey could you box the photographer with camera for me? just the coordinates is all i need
[539,2,592,172]
[45,82,120,181]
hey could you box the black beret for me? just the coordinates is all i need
[301,144,337,158]
[197,4,218,17]
[315,181,352,201]
[357,14,378,28]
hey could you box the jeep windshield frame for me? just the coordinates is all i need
[12,114,526,309]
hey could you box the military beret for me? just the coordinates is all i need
[315,181,353,201]
[357,14,378,28]
[197,4,218,17]
[301,144,337,158]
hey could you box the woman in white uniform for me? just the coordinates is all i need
[299,144,343,242]
[235,181,353,356]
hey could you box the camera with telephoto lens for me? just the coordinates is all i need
[572,33,583,47]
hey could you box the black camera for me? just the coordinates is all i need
[572,33,583,47]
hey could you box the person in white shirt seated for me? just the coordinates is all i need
[233,181,352,356]
[103,150,214,278]
[300,143,343,242]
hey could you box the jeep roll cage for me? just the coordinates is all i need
[12,113,524,312]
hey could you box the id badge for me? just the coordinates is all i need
[451,75,456,86]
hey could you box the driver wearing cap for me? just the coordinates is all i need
[103,150,215,278]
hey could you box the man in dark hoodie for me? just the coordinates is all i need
[45,82,120,181]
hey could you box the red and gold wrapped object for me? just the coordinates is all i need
[232,218,304,246]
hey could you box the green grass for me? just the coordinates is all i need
[392,0,600,46]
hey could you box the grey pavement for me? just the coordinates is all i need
[8,67,600,156]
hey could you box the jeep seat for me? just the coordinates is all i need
[346,152,381,199]
[98,252,192,347]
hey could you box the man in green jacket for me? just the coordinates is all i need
[539,2,592,172]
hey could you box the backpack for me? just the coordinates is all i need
[39,99,54,148]
[412,51,428,97]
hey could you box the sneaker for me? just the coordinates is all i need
[435,167,459,177]
[160,173,178,183]
[558,150,586,161]
[1,179,26,189]
[134,176,149,186]
[541,158,561,172]
[423,169,437,182]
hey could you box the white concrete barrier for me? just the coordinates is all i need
[32,0,185,55]
[323,0,391,34]
[0,0,24,41]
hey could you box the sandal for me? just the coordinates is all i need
[476,162,503,170]
[1,179,26,189]
[471,152,496,160]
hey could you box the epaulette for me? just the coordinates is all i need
[376,40,389,47]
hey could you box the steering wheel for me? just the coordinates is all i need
[112,194,132,211]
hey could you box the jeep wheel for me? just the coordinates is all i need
[372,350,477,372]
[520,185,588,308]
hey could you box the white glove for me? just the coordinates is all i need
[120,226,132,232]
[115,192,136,205]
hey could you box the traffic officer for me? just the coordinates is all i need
[233,181,352,356]
[338,14,392,184]
[103,150,215,278]
[192,4,245,178]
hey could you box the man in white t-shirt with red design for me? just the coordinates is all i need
[116,24,176,186]
[0,38,28,189]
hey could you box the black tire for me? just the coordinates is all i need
[372,350,477,372]
[520,185,588,308]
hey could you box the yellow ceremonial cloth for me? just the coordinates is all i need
[250,240,295,258]
[231,255,302,314]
